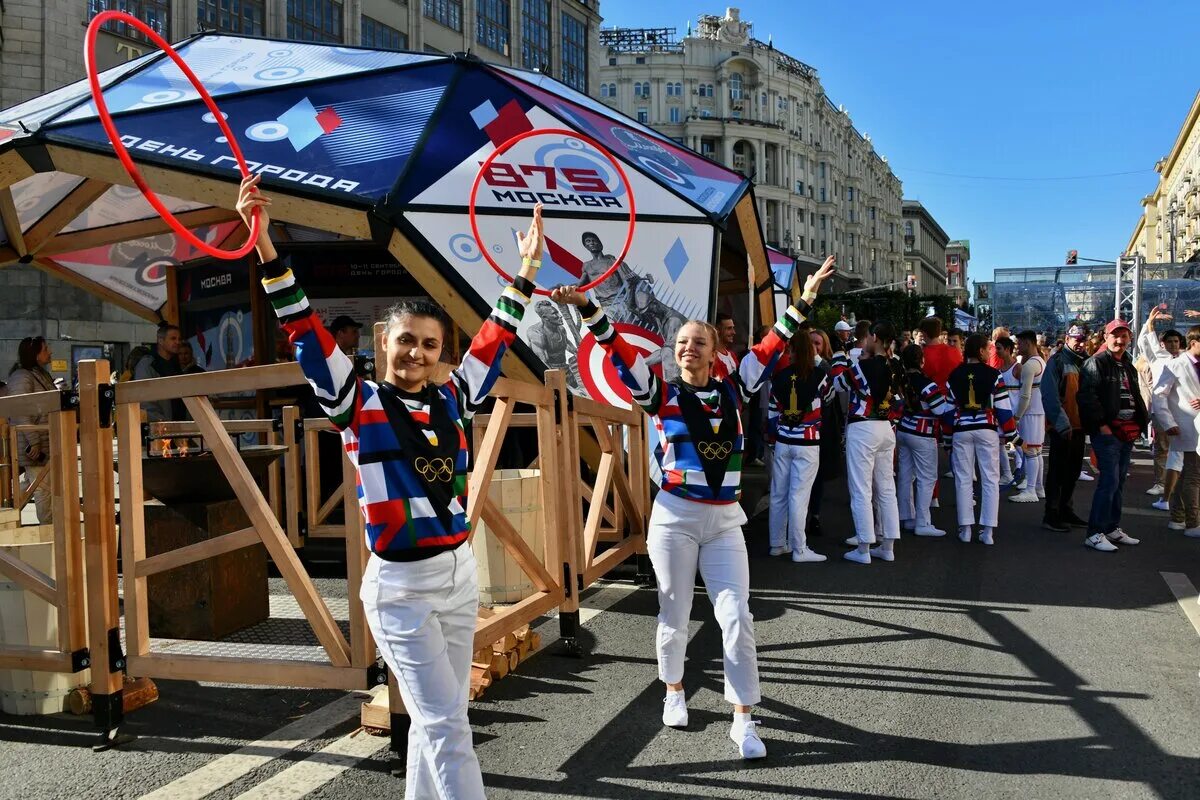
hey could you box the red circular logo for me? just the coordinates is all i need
[577,322,665,408]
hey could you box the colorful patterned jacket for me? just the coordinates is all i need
[262,259,531,560]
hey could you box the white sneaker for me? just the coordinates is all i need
[1168,521,1186,531]
[1036,489,1046,500]
[958,526,972,543]
[914,525,946,537]
[943,470,953,478]
[979,528,995,545]
[1009,491,1040,503]
[768,545,790,557]
[1107,528,1140,546]
[1146,483,1165,496]
[1152,499,1171,512]
[930,498,940,508]
[1084,533,1118,552]
[844,535,863,546]
[662,691,688,727]
[1015,479,1028,491]
[1078,471,1094,482]
[868,546,895,562]
[843,549,871,565]
[791,548,827,563]
[1185,528,1200,538]
[731,719,766,759]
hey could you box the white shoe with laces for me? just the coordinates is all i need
[662,691,688,728]
[844,535,862,546]
[1185,527,1200,538]
[868,546,895,562]
[979,528,995,545]
[1078,471,1094,482]
[1147,483,1165,496]
[768,545,790,557]
[1152,499,1171,512]
[1009,491,1040,503]
[958,526,972,543]
[1167,521,1186,530]
[791,548,827,563]
[1085,533,1118,552]
[1106,528,1140,546]
[843,549,871,565]
[731,719,767,759]
[914,525,946,537]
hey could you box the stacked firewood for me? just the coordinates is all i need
[470,625,540,700]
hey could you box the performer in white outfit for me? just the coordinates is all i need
[766,328,834,562]
[833,322,905,564]
[1138,306,1185,513]
[1010,330,1046,503]
[1150,323,1200,537]
[994,336,1020,487]
[896,344,952,537]
[551,257,836,759]
[942,334,1018,545]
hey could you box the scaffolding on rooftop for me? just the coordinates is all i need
[599,26,683,53]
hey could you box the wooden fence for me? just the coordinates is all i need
[0,361,651,752]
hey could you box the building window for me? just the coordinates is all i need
[848,232,855,246]
[820,215,827,230]
[560,13,587,92]
[424,0,462,31]
[904,221,914,236]
[521,0,551,72]
[600,84,609,98]
[700,138,716,158]
[950,255,959,265]
[197,0,264,35]
[701,109,711,118]
[635,56,645,64]
[608,82,616,96]
[847,187,854,201]
[674,81,683,96]
[729,72,743,101]
[669,107,681,123]
[796,180,804,194]
[819,187,826,203]
[476,0,510,54]
[287,0,343,42]
[91,0,171,42]
[362,15,406,49]
[608,57,617,66]
[700,83,714,97]
[637,108,649,124]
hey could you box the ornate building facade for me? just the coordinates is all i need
[1126,90,1200,265]
[901,200,949,297]
[596,7,904,291]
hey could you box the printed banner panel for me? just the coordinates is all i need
[497,68,748,218]
[767,246,795,291]
[9,172,86,231]
[63,183,208,232]
[0,50,158,129]
[46,62,455,202]
[52,220,242,311]
[56,36,442,124]
[410,105,701,220]
[407,211,713,405]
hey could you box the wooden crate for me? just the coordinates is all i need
[0,525,89,715]
[471,469,544,606]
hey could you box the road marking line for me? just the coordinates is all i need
[138,693,364,800]
[1160,572,1200,638]
[579,582,640,624]
[232,729,389,800]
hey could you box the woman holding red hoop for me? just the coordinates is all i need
[549,255,835,760]
[236,176,545,800]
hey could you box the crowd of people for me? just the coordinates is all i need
[743,308,1200,565]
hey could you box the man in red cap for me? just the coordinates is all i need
[1076,320,1149,551]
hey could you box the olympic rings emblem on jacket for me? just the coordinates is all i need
[414,456,455,482]
[696,441,732,461]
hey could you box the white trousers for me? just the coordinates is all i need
[897,431,938,528]
[846,421,899,544]
[360,549,485,800]
[768,443,820,552]
[647,491,760,706]
[953,429,1001,528]
[998,436,1013,483]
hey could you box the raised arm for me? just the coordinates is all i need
[450,206,543,419]
[551,285,665,416]
[1138,307,1170,364]
[740,255,836,396]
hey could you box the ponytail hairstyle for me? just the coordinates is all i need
[789,324,815,381]
[900,344,924,411]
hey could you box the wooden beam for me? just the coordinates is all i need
[126,653,366,690]
[467,397,513,533]
[23,178,111,254]
[78,359,124,700]
[479,498,557,593]
[185,395,352,668]
[115,401,150,659]
[48,409,86,655]
[31,257,161,322]
[0,388,64,419]
[342,448,374,669]
[0,149,34,191]
[135,526,260,578]
[38,206,241,256]
[116,362,303,404]
[0,188,26,256]
[0,648,73,673]
[472,591,562,650]
[47,146,372,239]
[0,548,57,604]
[732,193,776,326]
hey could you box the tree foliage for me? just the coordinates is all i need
[808,291,958,333]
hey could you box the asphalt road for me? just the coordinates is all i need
[2,452,1198,800]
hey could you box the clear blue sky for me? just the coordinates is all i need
[600,1,1198,286]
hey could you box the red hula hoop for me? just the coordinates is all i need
[469,128,636,297]
[84,11,259,261]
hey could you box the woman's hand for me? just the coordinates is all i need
[549,285,589,307]
[804,255,836,295]
[235,174,276,261]
[517,203,544,262]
